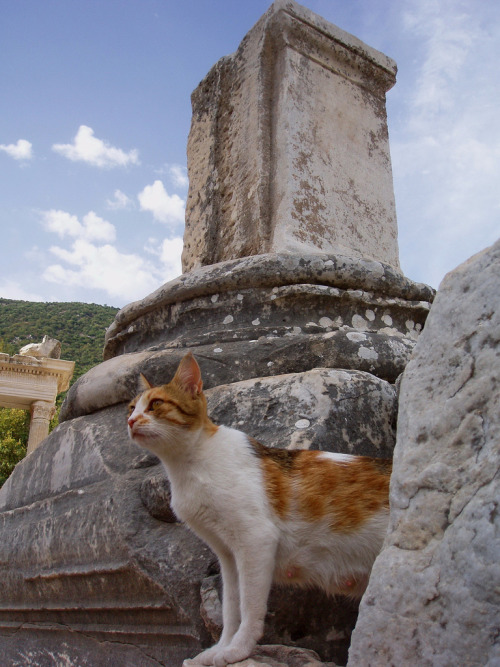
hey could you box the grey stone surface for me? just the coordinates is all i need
[206,369,397,457]
[348,239,500,667]
[61,253,432,423]
[205,644,338,667]
[140,471,177,523]
[0,404,214,665]
[104,253,433,356]
[183,0,400,272]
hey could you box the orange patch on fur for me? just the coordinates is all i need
[259,456,293,518]
[295,452,391,531]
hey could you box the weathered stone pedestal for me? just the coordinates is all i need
[0,2,434,666]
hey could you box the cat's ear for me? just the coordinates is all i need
[138,373,153,392]
[173,352,203,396]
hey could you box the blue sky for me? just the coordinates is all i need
[1,0,498,308]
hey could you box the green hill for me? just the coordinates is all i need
[0,298,119,382]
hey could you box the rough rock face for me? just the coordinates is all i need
[348,239,500,667]
[206,369,397,457]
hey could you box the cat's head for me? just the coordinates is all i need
[127,352,214,456]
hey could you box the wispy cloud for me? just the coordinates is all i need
[168,164,189,189]
[43,240,161,302]
[138,179,185,224]
[40,208,182,302]
[154,163,189,189]
[393,0,500,287]
[0,139,33,161]
[106,189,134,210]
[0,279,44,301]
[52,125,139,168]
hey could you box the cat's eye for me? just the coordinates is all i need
[149,399,164,411]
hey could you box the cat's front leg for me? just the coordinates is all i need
[183,548,240,666]
[212,532,277,667]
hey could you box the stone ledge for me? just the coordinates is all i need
[104,253,434,360]
[61,332,409,422]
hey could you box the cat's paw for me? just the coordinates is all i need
[183,646,218,666]
[213,643,255,667]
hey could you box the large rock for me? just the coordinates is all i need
[206,369,396,457]
[348,239,500,666]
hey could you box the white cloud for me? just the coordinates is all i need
[38,207,182,304]
[145,236,184,279]
[43,240,162,302]
[0,139,33,160]
[41,209,116,243]
[154,163,189,189]
[106,189,133,210]
[52,125,139,168]
[138,180,185,224]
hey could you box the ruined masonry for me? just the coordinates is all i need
[348,239,500,667]
[0,2,433,666]
[0,337,74,454]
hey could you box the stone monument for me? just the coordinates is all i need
[183,0,399,271]
[348,239,500,667]
[0,2,434,665]
[0,337,74,454]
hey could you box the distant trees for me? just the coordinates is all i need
[0,299,119,380]
[0,408,30,487]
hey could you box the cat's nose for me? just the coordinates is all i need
[128,416,137,428]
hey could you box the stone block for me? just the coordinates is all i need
[347,238,500,666]
[183,0,400,272]
[205,369,397,458]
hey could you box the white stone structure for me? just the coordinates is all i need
[183,0,399,272]
[0,352,74,454]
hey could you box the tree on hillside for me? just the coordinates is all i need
[0,408,30,487]
[0,338,16,355]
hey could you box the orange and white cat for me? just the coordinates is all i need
[127,352,391,667]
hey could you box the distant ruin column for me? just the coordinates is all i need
[27,401,56,455]
[0,350,74,455]
[183,0,399,272]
